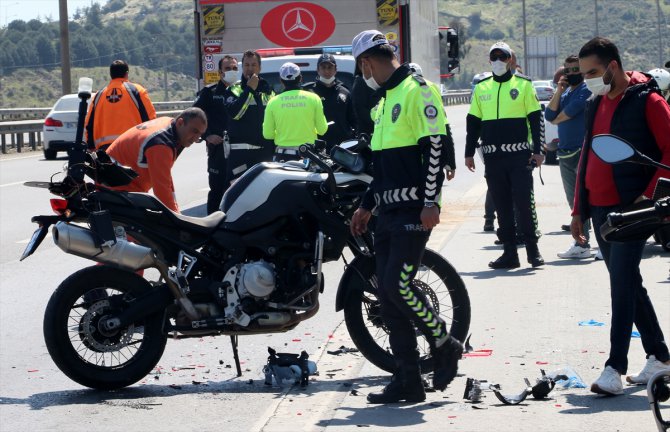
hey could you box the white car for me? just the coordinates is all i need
[258,54,356,93]
[533,80,556,101]
[43,94,89,160]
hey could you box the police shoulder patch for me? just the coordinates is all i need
[424,105,438,119]
[391,103,402,123]
[510,88,520,100]
[514,73,532,81]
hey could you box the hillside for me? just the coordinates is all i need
[0,66,196,108]
[440,0,670,88]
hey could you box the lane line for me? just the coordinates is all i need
[0,153,43,162]
[0,180,28,188]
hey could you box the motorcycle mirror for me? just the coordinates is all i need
[339,139,360,152]
[591,134,635,164]
[592,134,670,171]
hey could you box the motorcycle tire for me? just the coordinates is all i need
[44,265,167,390]
[343,248,471,374]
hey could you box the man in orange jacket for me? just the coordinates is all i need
[85,60,157,151]
[106,108,207,213]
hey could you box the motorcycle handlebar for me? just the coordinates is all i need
[299,144,337,197]
[607,197,670,226]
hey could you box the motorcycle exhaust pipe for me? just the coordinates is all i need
[52,221,155,271]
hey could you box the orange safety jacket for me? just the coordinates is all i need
[106,117,183,213]
[85,78,156,150]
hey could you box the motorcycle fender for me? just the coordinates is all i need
[334,254,376,312]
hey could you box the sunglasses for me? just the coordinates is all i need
[563,66,581,73]
[490,53,510,62]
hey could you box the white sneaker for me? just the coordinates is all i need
[591,366,623,395]
[594,249,603,260]
[626,356,670,385]
[557,243,592,259]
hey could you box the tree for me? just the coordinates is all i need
[36,35,56,67]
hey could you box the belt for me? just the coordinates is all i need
[230,143,263,150]
[275,147,300,155]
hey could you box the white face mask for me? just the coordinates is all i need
[223,70,238,84]
[361,62,380,90]
[491,60,508,77]
[584,67,612,96]
[319,75,335,85]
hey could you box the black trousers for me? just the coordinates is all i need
[484,154,538,244]
[206,145,227,214]
[226,147,273,184]
[374,207,448,364]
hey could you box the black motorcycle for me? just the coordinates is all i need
[21,90,470,390]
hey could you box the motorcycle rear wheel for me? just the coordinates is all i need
[343,249,470,373]
[44,266,167,390]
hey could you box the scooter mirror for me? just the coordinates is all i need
[591,134,635,164]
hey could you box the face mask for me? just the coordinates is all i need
[566,74,584,86]
[491,60,508,76]
[318,75,335,85]
[362,62,380,90]
[584,66,612,96]
[223,70,238,83]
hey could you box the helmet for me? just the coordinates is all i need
[647,68,670,91]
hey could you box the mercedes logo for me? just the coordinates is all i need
[281,7,316,42]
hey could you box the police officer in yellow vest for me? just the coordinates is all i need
[349,30,463,404]
[465,42,545,269]
[263,62,328,161]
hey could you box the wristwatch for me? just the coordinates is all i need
[424,200,436,208]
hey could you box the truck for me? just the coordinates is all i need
[194,0,459,88]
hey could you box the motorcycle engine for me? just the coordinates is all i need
[238,261,276,299]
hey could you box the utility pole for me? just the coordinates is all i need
[522,0,528,74]
[58,0,71,94]
[594,0,599,37]
[656,0,663,67]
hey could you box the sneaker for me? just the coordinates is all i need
[594,249,603,260]
[591,366,623,395]
[561,224,571,232]
[483,220,495,232]
[626,356,670,385]
[557,243,592,259]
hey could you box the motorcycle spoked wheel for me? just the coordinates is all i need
[343,249,471,374]
[43,266,167,390]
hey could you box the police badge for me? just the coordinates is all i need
[424,105,438,119]
[391,103,401,123]
[510,88,519,100]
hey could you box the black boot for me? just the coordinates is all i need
[489,243,520,269]
[432,335,464,391]
[367,361,426,404]
[525,242,545,267]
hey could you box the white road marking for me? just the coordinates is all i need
[0,180,28,188]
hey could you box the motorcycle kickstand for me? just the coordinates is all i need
[230,335,242,377]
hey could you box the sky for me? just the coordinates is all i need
[1,0,101,26]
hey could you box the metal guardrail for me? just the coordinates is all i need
[0,101,194,121]
[0,109,183,154]
[442,90,471,106]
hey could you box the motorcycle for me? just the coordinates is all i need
[21,86,471,390]
[590,134,670,432]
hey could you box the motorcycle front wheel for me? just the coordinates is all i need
[343,248,471,373]
[44,266,167,390]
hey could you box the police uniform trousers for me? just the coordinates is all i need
[206,144,228,214]
[374,206,448,364]
[484,152,538,244]
[226,144,273,184]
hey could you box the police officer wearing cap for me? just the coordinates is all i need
[465,41,545,269]
[349,30,463,404]
[263,62,328,161]
[303,54,356,152]
[193,55,238,214]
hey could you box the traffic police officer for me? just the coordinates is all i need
[193,55,238,214]
[465,42,545,269]
[349,30,463,404]
[302,54,356,152]
[225,50,275,184]
[262,62,328,161]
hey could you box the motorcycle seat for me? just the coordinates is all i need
[92,190,226,233]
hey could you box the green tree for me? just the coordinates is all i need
[35,35,56,67]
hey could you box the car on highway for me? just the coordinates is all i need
[43,94,88,160]
[533,80,555,101]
